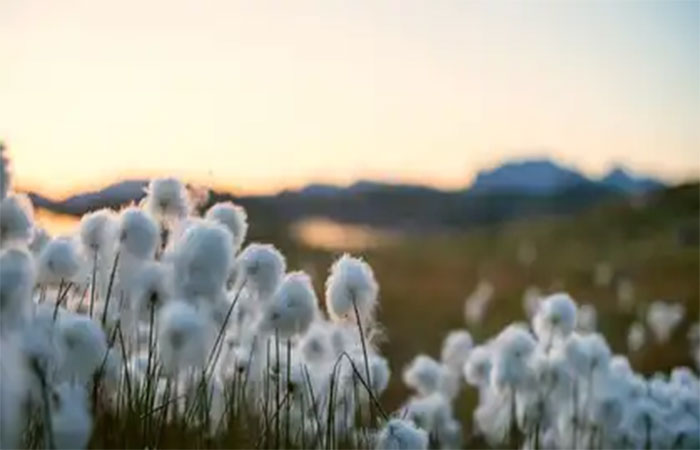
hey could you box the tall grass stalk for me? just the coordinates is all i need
[89,251,98,318]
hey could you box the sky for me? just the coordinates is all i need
[1,0,698,197]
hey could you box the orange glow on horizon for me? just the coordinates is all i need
[2,1,698,196]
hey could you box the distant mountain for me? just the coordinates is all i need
[601,167,664,194]
[469,159,664,195]
[29,180,147,215]
[470,159,590,194]
[25,158,669,233]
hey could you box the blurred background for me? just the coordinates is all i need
[2,0,699,411]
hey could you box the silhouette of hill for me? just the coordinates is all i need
[26,158,668,231]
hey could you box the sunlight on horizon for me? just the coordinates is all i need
[2,1,698,197]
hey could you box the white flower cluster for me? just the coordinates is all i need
[0,175,395,449]
[459,293,700,449]
[0,166,697,450]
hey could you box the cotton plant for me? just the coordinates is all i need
[522,285,542,319]
[616,278,635,312]
[627,321,646,353]
[459,292,700,450]
[593,261,614,288]
[463,280,494,325]
[646,300,685,343]
[1,167,699,450]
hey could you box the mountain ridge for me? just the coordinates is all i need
[24,158,667,230]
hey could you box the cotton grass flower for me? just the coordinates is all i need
[143,177,190,223]
[37,237,82,284]
[401,393,453,441]
[522,286,541,319]
[403,355,446,396]
[375,418,428,450]
[237,243,286,300]
[325,254,378,322]
[258,271,318,338]
[29,226,51,256]
[646,300,685,343]
[130,261,173,322]
[627,322,646,353]
[118,207,159,259]
[295,322,331,365]
[173,220,233,302]
[579,332,611,374]
[79,209,117,257]
[440,329,473,372]
[491,324,536,391]
[158,300,208,374]
[50,383,93,450]
[0,247,35,332]
[464,280,494,324]
[593,261,613,287]
[0,339,28,449]
[532,293,577,348]
[616,278,635,311]
[57,313,107,383]
[205,202,248,254]
[0,193,33,246]
[463,345,492,387]
[576,303,597,332]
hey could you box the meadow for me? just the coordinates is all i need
[1,168,698,449]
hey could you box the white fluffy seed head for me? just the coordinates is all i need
[158,300,207,374]
[369,354,391,395]
[205,202,248,254]
[57,313,107,383]
[79,209,117,256]
[237,243,286,300]
[299,322,333,364]
[325,254,379,322]
[259,271,318,338]
[463,344,492,387]
[403,354,445,396]
[51,382,92,450]
[38,237,82,283]
[576,303,597,332]
[440,330,473,371]
[0,247,35,332]
[491,324,536,390]
[118,207,159,259]
[627,322,646,353]
[590,393,624,431]
[401,393,453,435]
[646,301,685,343]
[144,177,190,223]
[375,418,428,450]
[580,332,611,372]
[533,292,577,345]
[0,338,28,450]
[173,220,233,302]
[29,226,51,256]
[130,261,173,321]
[531,351,573,398]
[0,194,34,246]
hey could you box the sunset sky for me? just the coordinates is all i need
[2,0,698,197]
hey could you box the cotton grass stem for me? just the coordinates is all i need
[89,250,98,318]
[100,251,120,327]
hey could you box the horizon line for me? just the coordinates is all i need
[14,162,700,203]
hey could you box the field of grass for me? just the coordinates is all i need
[266,184,699,424]
[3,181,697,449]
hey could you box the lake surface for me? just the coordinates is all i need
[34,208,398,251]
